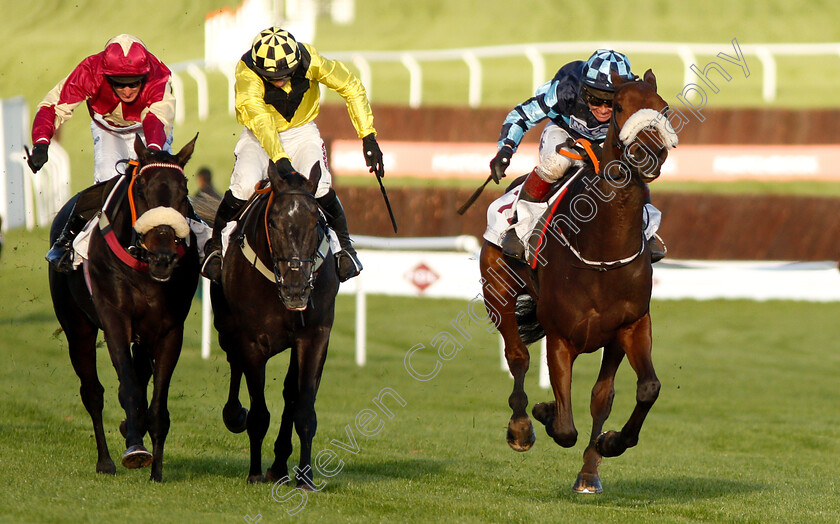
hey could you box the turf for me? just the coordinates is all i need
[2,227,840,523]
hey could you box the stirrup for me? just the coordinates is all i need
[46,243,75,273]
[500,229,525,261]
[335,250,362,282]
[649,234,667,263]
[201,250,223,284]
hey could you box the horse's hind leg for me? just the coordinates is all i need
[596,313,660,459]
[480,243,534,452]
[67,327,116,475]
[574,340,625,494]
[241,355,271,483]
[532,334,579,448]
[266,348,299,483]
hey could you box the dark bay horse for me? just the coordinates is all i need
[210,162,338,485]
[49,135,200,481]
[480,70,678,493]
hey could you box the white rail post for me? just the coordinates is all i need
[353,54,373,101]
[755,46,776,102]
[539,338,549,389]
[170,72,186,125]
[401,53,422,108]
[525,46,546,94]
[355,272,366,366]
[186,63,210,121]
[201,279,212,359]
[676,45,697,94]
[463,51,482,108]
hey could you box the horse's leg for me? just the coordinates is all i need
[289,336,329,490]
[102,323,152,469]
[241,351,271,483]
[574,340,625,494]
[532,334,579,448]
[51,272,116,475]
[221,341,248,434]
[119,343,153,439]
[596,313,661,458]
[480,243,535,452]
[266,347,299,483]
[145,332,184,482]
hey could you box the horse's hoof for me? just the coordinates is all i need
[223,406,248,434]
[96,460,117,475]
[265,467,288,484]
[573,472,603,494]
[121,445,153,469]
[531,402,555,426]
[247,474,267,484]
[596,430,627,457]
[506,417,536,452]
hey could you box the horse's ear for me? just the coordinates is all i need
[267,160,284,189]
[306,163,321,196]
[643,69,657,92]
[175,133,199,166]
[610,70,627,91]
[134,134,150,162]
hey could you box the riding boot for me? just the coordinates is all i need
[46,183,108,273]
[500,168,552,260]
[317,189,362,282]
[46,208,88,273]
[643,183,667,263]
[201,190,246,284]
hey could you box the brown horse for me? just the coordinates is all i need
[480,70,678,493]
[210,162,339,485]
[48,135,200,481]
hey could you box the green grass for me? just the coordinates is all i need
[2,227,840,522]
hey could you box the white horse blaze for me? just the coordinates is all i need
[133,207,190,239]
[618,108,679,150]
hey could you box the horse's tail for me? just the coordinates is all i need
[515,294,545,345]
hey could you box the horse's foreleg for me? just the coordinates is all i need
[146,332,183,482]
[103,327,152,470]
[67,327,116,475]
[533,335,578,448]
[289,337,329,490]
[574,341,625,494]
[242,354,270,483]
[596,313,660,458]
[480,243,534,452]
[221,343,248,434]
[266,347,299,483]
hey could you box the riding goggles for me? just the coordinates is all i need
[584,92,612,108]
[108,77,144,89]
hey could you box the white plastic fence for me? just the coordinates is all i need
[172,40,840,119]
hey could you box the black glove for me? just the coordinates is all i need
[362,133,384,177]
[28,143,49,173]
[276,157,296,175]
[489,145,513,183]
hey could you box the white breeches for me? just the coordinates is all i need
[91,122,173,183]
[229,122,332,200]
[535,123,582,183]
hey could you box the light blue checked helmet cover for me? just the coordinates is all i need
[581,49,633,94]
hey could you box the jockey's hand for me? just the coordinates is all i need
[489,145,513,183]
[27,143,49,173]
[362,134,384,177]
[276,157,296,175]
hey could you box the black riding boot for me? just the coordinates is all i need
[201,190,246,284]
[500,168,552,260]
[317,189,362,282]
[644,183,667,263]
[46,183,108,273]
[46,209,88,273]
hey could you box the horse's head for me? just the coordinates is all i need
[130,134,197,282]
[265,161,324,311]
[608,70,679,182]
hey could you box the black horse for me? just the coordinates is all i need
[210,162,338,485]
[48,135,200,481]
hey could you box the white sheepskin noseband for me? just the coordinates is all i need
[618,108,679,150]
[134,207,190,239]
